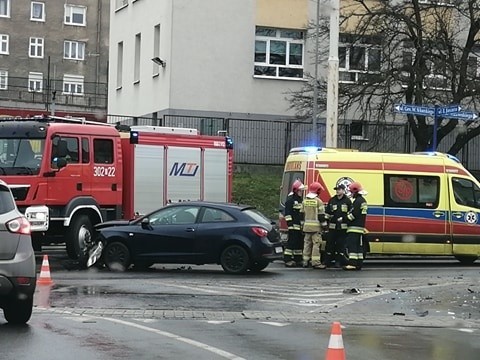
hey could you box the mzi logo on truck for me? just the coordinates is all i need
[169,162,199,177]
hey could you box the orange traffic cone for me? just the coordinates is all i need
[37,255,54,286]
[325,322,346,360]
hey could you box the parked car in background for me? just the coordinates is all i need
[0,180,36,324]
[95,202,283,274]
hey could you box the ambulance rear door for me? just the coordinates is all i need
[448,175,480,259]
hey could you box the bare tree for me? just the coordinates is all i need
[289,0,480,154]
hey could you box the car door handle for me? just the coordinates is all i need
[185,227,195,232]
[452,212,463,219]
[433,211,445,218]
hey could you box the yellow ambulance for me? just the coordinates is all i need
[279,147,480,264]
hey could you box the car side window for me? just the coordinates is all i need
[51,136,79,166]
[452,177,480,209]
[201,208,234,223]
[149,206,200,225]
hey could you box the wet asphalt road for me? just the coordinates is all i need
[0,248,479,359]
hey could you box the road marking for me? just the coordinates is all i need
[206,321,232,325]
[132,318,157,323]
[99,316,246,360]
[457,328,475,333]
[259,322,289,327]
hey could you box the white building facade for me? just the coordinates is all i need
[108,0,314,123]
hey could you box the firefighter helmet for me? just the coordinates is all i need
[291,180,305,192]
[349,181,366,195]
[308,182,324,195]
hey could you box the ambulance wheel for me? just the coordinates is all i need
[220,245,250,274]
[66,215,93,262]
[454,255,478,265]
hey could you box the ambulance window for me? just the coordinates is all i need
[82,138,89,163]
[280,171,304,205]
[385,175,439,208]
[452,178,480,208]
[94,139,114,164]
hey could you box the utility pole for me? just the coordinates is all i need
[312,0,320,145]
[325,0,339,148]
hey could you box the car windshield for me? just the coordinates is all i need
[0,138,45,175]
[242,208,271,225]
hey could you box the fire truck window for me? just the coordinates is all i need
[452,178,480,208]
[51,136,79,164]
[385,175,439,208]
[82,138,89,163]
[94,139,114,164]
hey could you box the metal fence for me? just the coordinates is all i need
[108,114,480,171]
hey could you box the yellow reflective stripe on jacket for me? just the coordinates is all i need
[288,225,301,230]
[285,215,293,221]
[293,204,302,210]
[361,203,368,215]
[347,213,355,221]
[347,226,365,233]
[284,249,293,256]
[348,252,364,260]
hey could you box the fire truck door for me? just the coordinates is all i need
[48,136,85,202]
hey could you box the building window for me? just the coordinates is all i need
[64,40,85,60]
[29,37,44,58]
[134,33,141,83]
[254,27,305,79]
[339,34,382,83]
[0,70,7,90]
[152,24,161,76]
[350,121,366,140]
[0,34,8,55]
[116,41,123,88]
[31,2,45,21]
[64,4,86,26]
[63,74,84,95]
[28,72,43,92]
[115,0,128,11]
[385,175,439,208]
[418,0,454,5]
[0,0,10,17]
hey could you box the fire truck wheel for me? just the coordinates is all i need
[66,215,93,261]
[249,260,270,273]
[220,245,250,274]
[104,242,131,272]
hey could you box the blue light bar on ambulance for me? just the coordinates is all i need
[290,147,322,153]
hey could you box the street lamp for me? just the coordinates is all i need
[312,0,320,145]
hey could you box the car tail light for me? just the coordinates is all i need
[7,217,31,235]
[251,227,268,237]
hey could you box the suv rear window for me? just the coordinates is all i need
[0,185,16,214]
[242,209,271,225]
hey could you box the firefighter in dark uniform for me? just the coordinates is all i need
[324,184,352,267]
[283,180,305,267]
[344,181,368,271]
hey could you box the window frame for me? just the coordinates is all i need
[28,72,43,92]
[147,206,200,226]
[452,177,480,209]
[339,34,382,84]
[0,34,9,55]
[0,0,10,18]
[384,174,440,209]
[62,74,84,95]
[64,40,85,60]
[115,0,128,11]
[64,4,86,26]
[254,27,305,80]
[29,37,44,58]
[31,1,45,22]
[0,69,8,90]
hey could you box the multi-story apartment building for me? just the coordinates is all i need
[0,0,109,120]
[108,0,313,130]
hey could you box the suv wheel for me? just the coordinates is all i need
[3,297,33,324]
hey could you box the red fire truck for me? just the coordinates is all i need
[0,117,233,260]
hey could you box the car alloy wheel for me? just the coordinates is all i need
[220,245,250,274]
[104,242,131,272]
